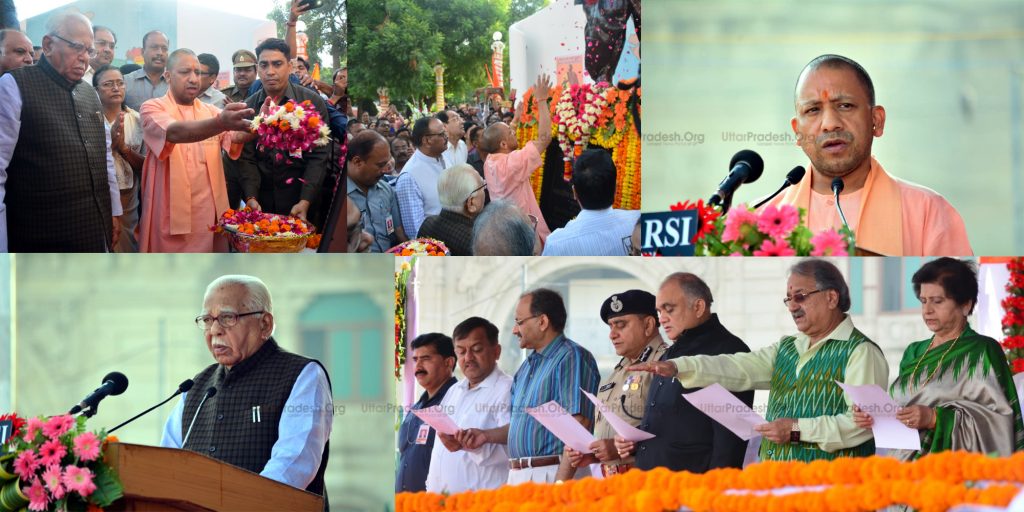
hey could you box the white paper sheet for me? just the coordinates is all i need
[526,401,596,453]
[835,381,921,451]
[681,383,766,440]
[581,389,655,442]
[411,406,460,436]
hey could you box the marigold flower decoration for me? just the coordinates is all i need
[1002,257,1024,373]
[250,99,331,163]
[385,238,450,257]
[394,261,413,380]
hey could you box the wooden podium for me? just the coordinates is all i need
[103,443,324,512]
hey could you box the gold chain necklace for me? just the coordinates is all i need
[910,332,962,388]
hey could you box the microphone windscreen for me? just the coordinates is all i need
[178,379,195,393]
[730,149,764,183]
[103,372,129,396]
[831,177,845,194]
[786,166,806,185]
[206,387,218,398]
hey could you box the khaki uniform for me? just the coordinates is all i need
[592,336,667,473]
[220,85,250,104]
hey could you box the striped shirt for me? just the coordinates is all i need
[508,334,600,458]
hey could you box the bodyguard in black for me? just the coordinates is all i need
[396,333,458,492]
[622,273,753,473]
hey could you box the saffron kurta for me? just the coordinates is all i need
[484,142,551,243]
[762,157,972,256]
[889,326,1024,460]
[139,93,241,252]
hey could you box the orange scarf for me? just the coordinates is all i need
[151,93,228,235]
[768,156,903,256]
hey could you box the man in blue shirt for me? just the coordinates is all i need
[459,288,600,484]
[396,333,458,492]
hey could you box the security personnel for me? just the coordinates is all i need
[556,290,666,480]
[220,50,257,103]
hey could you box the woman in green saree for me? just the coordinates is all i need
[854,257,1024,460]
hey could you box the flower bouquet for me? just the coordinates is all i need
[667,200,855,256]
[0,413,122,511]
[552,82,609,181]
[250,99,331,163]
[385,238,449,256]
[211,207,316,253]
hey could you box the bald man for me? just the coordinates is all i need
[0,29,33,74]
[0,12,122,251]
[762,54,971,256]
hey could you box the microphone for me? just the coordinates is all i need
[182,387,218,448]
[69,372,129,418]
[832,177,851,231]
[709,149,764,213]
[107,379,194,435]
[753,166,806,209]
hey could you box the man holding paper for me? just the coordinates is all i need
[459,288,600,484]
[557,290,667,480]
[616,273,753,472]
[631,259,889,462]
[396,333,458,492]
[424,317,513,494]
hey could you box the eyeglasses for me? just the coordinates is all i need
[425,131,448,140]
[622,235,640,256]
[515,314,540,327]
[50,34,97,58]
[199,71,218,77]
[99,80,125,90]
[783,289,824,306]
[195,311,264,330]
[466,181,487,201]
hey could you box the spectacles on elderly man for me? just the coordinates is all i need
[465,181,487,201]
[50,33,97,58]
[783,289,824,306]
[195,311,264,330]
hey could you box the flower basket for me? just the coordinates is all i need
[385,238,449,256]
[226,231,312,253]
[212,208,316,253]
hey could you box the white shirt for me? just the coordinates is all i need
[0,73,123,252]
[395,149,447,238]
[160,362,333,490]
[425,368,512,494]
[199,86,228,109]
[542,208,640,256]
[442,139,468,168]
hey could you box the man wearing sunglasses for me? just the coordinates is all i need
[0,11,123,251]
[162,275,332,505]
[630,258,889,463]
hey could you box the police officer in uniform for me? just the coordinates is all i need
[555,290,666,480]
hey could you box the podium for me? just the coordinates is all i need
[103,443,324,511]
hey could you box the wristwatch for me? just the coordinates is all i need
[789,421,801,443]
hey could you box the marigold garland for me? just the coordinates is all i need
[393,260,412,380]
[1002,257,1024,373]
[396,451,1024,512]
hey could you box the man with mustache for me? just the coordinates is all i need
[458,288,600,484]
[161,275,332,502]
[557,290,667,480]
[396,333,458,492]
[137,48,254,252]
[761,54,971,256]
[124,30,169,111]
[631,259,889,463]
[613,276,752,472]
[347,130,407,252]
[425,317,512,494]
[0,11,122,251]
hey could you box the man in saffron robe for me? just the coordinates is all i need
[138,49,254,252]
[762,54,972,256]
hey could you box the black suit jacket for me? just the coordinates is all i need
[635,314,754,473]
[238,82,330,216]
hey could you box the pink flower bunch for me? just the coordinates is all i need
[2,413,122,511]
[251,99,331,161]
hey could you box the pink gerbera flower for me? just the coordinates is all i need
[22,417,43,443]
[73,432,100,462]
[721,205,759,243]
[810,230,850,256]
[42,415,75,439]
[62,465,97,497]
[42,464,65,500]
[38,438,67,467]
[23,478,49,512]
[13,450,40,480]
[756,204,800,239]
[754,238,797,256]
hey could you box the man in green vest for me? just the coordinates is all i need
[630,258,889,462]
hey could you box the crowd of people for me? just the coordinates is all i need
[396,257,1023,495]
[0,1,348,252]
[346,74,640,256]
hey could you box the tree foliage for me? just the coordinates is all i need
[267,0,348,72]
